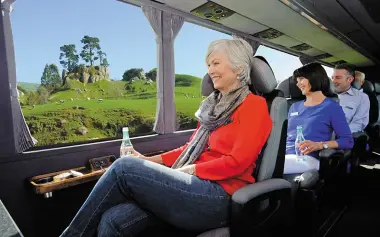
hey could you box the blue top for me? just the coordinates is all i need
[286,98,354,158]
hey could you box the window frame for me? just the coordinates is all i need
[1,0,336,157]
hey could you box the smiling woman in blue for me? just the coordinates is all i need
[284,63,353,174]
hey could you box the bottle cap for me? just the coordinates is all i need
[122,127,129,132]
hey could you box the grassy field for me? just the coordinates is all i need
[21,75,204,146]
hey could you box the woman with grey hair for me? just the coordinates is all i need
[61,38,272,237]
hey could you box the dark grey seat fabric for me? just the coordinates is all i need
[365,82,380,149]
[362,80,379,127]
[277,76,295,99]
[375,83,380,124]
[197,57,290,237]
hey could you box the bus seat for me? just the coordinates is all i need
[277,77,291,98]
[373,82,380,146]
[197,57,291,237]
[362,80,379,127]
[279,76,352,234]
[362,81,380,150]
[375,82,380,120]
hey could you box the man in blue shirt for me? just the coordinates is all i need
[332,64,370,133]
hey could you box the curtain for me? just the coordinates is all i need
[1,0,37,154]
[142,6,184,134]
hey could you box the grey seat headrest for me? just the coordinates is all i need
[251,57,277,94]
[374,82,380,95]
[282,77,305,99]
[362,80,375,94]
[201,74,214,96]
[279,75,336,99]
[200,56,277,96]
[277,77,291,98]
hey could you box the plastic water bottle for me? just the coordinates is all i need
[120,127,134,158]
[295,125,306,161]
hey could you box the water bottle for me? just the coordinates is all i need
[120,127,134,158]
[295,125,306,161]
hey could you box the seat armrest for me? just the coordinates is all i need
[319,148,351,162]
[319,148,351,177]
[232,178,291,204]
[319,148,343,159]
[230,179,292,237]
[352,131,369,141]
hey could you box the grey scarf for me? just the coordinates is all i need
[171,82,251,169]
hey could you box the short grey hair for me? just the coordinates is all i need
[355,71,365,82]
[206,38,254,84]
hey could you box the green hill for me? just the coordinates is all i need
[18,82,40,91]
[21,74,204,146]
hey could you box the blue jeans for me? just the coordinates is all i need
[60,157,231,237]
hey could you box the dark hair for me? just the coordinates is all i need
[293,62,330,94]
[334,63,355,77]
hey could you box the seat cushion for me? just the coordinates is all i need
[197,227,229,237]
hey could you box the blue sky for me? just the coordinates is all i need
[11,0,332,84]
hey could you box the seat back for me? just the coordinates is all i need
[197,57,289,237]
[277,76,292,98]
[375,82,380,124]
[279,76,338,103]
[250,57,288,181]
[362,80,379,126]
[201,57,288,182]
[278,77,305,112]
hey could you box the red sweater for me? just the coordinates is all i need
[161,93,272,195]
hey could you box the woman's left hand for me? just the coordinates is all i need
[176,164,196,175]
[299,140,322,155]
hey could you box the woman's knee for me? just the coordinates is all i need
[110,157,143,174]
[97,203,150,237]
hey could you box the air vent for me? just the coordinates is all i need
[290,43,313,51]
[359,0,380,23]
[252,29,284,40]
[190,1,235,22]
[314,53,333,60]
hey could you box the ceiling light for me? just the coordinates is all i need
[204,13,213,19]
[191,1,235,22]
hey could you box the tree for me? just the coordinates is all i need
[101,58,109,67]
[97,50,107,66]
[26,92,39,106]
[145,68,157,81]
[37,86,49,104]
[122,68,145,82]
[80,35,100,66]
[17,85,27,95]
[59,44,79,72]
[41,64,62,92]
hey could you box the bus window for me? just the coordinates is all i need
[14,0,157,147]
[174,22,231,130]
[255,45,303,84]
[256,46,334,82]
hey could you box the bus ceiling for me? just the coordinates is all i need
[122,0,380,67]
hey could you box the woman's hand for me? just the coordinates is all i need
[298,140,322,155]
[176,164,196,175]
